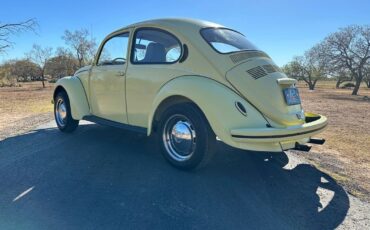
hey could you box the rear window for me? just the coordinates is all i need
[200,28,258,54]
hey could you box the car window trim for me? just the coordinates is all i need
[130,27,183,65]
[199,27,259,55]
[96,31,130,66]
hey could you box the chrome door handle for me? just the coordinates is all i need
[116,71,125,77]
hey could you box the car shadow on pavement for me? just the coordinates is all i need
[0,123,349,230]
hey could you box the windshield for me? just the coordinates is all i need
[200,28,258,54]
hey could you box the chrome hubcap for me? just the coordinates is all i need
[55,98,67,126]
[163,115,196,161]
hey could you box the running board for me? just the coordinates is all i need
[82,115,147,134]
[308,138,326,145]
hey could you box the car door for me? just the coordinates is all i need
[89,31,130,123]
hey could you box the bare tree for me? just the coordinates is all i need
[45,47,78,80]
[319,25,370,95]
[282,46,328,90]
[62,29,96,68]
[27,44,53,88]
[0,19,37,53]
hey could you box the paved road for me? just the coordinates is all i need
[0,121,368,230]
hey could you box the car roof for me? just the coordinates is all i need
[113,18,224,33]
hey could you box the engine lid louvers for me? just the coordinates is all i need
[246,64,281,79]
[246,66,267,79]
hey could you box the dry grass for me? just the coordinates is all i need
[0,81,54,139]
[297,81,370,200]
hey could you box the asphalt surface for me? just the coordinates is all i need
[0,121,369,230]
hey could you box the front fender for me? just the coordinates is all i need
[148,76,268,149]
[54,76,90,120]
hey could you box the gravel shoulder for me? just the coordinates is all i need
[0,112,53,141]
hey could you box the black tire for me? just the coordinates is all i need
[157,103,215,170]
[54,90,79,133]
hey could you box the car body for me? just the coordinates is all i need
[53,18,327,169]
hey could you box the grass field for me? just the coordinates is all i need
[297,81,370,200]
[0,80,369,200]
[0,81,53,139]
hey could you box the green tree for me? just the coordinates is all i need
[11,59,41,82]
[0,61,16,86]
[283,46,328,90]
[318,25,370,95]
[45,47,79,80]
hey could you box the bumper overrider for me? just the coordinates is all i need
[230,113,327,148]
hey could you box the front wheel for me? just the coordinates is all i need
[54,91,79,132]
[158,103,215,170]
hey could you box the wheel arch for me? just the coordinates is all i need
[53,85,67,100]
[151,95,208,133]
[53,76,90,120]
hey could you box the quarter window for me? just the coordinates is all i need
[132,29,182,64]
[98,33,129,65]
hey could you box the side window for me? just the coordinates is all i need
[98,33,129,66]
[131,29,182,64]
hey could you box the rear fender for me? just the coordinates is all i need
[148,76,268,149]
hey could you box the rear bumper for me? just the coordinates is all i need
[230,113,327,144]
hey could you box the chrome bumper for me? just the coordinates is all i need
[230,113,328,143]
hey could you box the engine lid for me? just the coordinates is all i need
[226,57,304,127]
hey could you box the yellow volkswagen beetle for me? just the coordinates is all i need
[53,18,327,169]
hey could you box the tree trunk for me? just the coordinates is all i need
[336,79,342,88]
[302,76,315,90]
[366,79,370,88]
[313,79,318,89]
[336,80,340,88]
[41,76,45,88]
[352,79,361,95]
[41,68,45,88]
[308,79,317,90]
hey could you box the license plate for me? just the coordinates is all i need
[283,88,301,105]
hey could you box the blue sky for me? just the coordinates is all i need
[1,0,369,66]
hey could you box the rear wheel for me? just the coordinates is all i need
[54,91,79,132]
[158,103,215,170]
